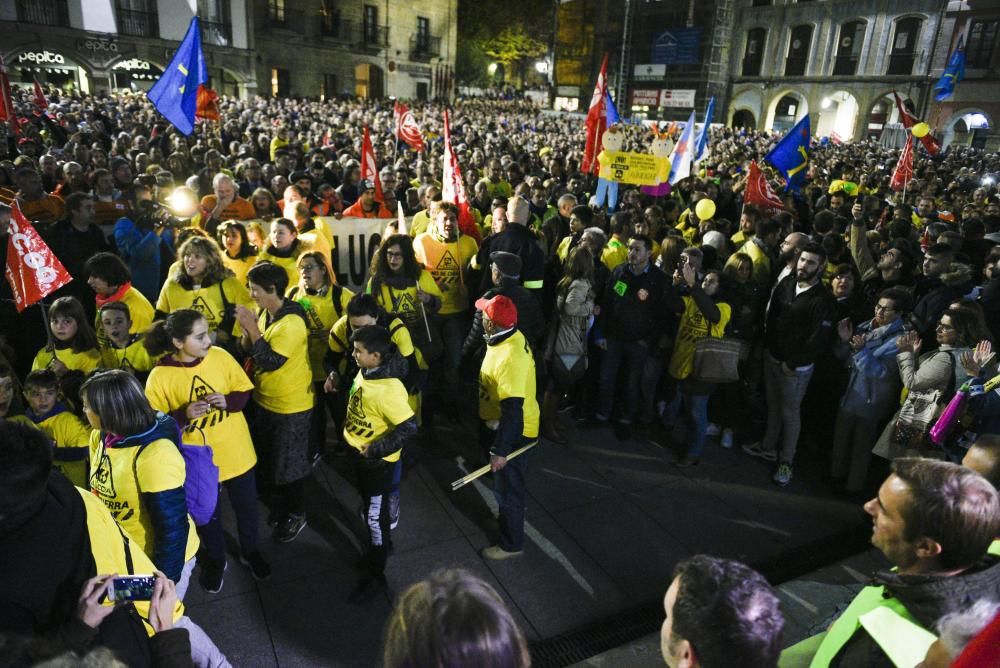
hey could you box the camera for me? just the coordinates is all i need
[135,199,183,229]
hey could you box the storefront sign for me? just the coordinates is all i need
[556,85,580,97]
[633,64,666,81]
[631,89,661,106]
[397,63,432,77]
[660,89,696,108]
[18,51,66,65]
[77,38,119,54]
[113,59,153,71]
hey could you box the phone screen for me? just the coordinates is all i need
[107,575,156,602]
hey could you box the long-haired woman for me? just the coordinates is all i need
[217,220,258,286]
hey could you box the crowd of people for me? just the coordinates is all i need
[1,82,1000,666]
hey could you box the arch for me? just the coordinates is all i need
[354,62,384,99]
[816,90,860,141]
[732,109,757,130]
[764,90,808,132]
[729,87,764,127]
[941,108,993,150]
[863,91,915,141]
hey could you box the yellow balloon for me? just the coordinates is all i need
[912,122,930,138]
[695,199,716,221]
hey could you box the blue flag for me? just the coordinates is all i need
[764,116,811,192]
[934,34,965,102]
[604,90,620,125]
[694,96,714,163]
[147,17,207,136]
[668,111,697,185]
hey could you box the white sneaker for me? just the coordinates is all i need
[721,429,734,449]
[705,422,722,437]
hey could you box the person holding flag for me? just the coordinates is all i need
[394,101,425,152]
[764,116,811,192]
[343,128,392,218]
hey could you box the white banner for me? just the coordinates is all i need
[660,89,696,108]
[319,216,390,293]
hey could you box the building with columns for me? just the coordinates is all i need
[1,0,458,101]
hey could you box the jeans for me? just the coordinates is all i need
[762,355,814,465]
[480,425,529,551]
[356,457,393,576]
[598,338,651,422]
[667,389,709,457]
[831,410,879,492]
[198,468,261,563]
[175,616,232,667]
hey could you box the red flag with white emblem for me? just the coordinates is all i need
[360,126,384,203]
[394,100,425,152]
[744,161,785,215]
[582,53,609,175]
[442,109,480,242]
[5,202,73,312]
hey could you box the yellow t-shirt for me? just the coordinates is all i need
[156,277,252,337]
[668,296,732,380]
[478,330,540,439]
[77,489,184,636]
[99,335,158,375]
[252,309,314,414]
[32,346,101,374]
[329,315,426,372]
[88,431,199,564]
[602,239,628,271]
[288,284,355,381]
[256,247,303,289]
[408,209,431,237]
[343,370,414,463]
[413,234,478,315]
[95,286,155,350]
[145,347,257,482]
[32,408,92,487]
[368,270,444,332]
[222,252,258,286]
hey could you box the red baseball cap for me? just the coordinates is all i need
[475,294,518,328]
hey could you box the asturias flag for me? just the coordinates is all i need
[764,116,811,192]
[147,16,208,135]
[934,34,965,102]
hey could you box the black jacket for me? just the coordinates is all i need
[476,224,546,296]
[765,276,838,367]
[598,262,669,345]
[912,264,975,347]
[463,277,546,360]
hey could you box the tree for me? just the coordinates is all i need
[480,26,547,87]
[457,0,555,88]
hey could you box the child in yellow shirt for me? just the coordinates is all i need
[24,369,91,487]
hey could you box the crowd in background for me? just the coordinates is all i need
[2,85,1000,666]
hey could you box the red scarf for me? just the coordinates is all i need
[95,281,132,308]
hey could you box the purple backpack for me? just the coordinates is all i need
[135,426,220,526]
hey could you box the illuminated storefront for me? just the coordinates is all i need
[12,49,90,94]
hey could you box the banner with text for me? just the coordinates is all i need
[320,216,390,292]
[605,152,663,186]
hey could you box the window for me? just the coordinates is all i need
[785,25,812,76]
[967,20,999,69]
[268,0,285,22]
[271,67,290,97]
[833,20,865,76]
[319,0,340,37]
[199,0,231,46]
[364,4,378,44]
[742,28,766,76]
[416,17,430,51]
[887,17,921,75]
[751,0,770,5]
[322,74,338,101]
[117,0,158,37]
[16,0,69,26]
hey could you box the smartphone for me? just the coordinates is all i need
[106,575,156,602]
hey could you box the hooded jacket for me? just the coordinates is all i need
[357,348,418,460]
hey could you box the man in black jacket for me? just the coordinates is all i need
[595,235,668,440]
[474,196,546,300]
[744,242,836,486]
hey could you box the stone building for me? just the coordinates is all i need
[1,0,458,101]
[720,0,1000,149]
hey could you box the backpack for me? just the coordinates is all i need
[135,424,219,526]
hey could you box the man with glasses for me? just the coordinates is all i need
[830,287,913,494]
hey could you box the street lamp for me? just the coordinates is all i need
[534,60,548,74]
[487,62,498,76]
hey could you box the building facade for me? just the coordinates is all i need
[1,0,256,97]
[1,0,458,101]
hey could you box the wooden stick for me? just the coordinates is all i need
[451,441,537,491]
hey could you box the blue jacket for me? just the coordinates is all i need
[837,317,908,420]
[113,217,174,304]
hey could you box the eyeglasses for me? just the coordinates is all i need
[300,264,322,273]
[936,323,955,331]
[874,304,896,313]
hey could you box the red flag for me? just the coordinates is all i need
[0,56,19,138]
[394,101,425,152]
[195,84,220,121]
[32,78,48,110]
[890,135,914,192]
[744,161,785,215]
[442,109,480,242]
[892,90,940,155]
[582,53,609,175]
[360,126,384,203]
[5,202,73,312]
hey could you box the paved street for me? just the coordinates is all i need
[185,413,874,667]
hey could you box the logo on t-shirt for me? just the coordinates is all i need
[91,449,116,497]
[188,374,228,428]
[434,250,461,287]
[345,386,375,438]
[389,291,420,323]
[347,386,366,420]
[189,295,217,321]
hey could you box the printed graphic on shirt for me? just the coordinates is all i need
[301,305,327,340]
[389,291,419,322]
[189,295,217,321]
[345,385,374,439]
[119,356,135,372]
[188,374,230,429]
[90,449,117,500]
[433,251,461,287]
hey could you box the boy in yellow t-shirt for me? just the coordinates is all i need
[340,325,417,603]
[98,302,157,380]
[24,369,92,487]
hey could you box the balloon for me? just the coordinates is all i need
[912,122,930,138]
[695,199,716,221]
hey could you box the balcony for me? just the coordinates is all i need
[409,34,441,61]
[341,20,389,49]
[201,19,231,47]
[17,0,69,27]
[319,9,341,39]
[117,7,159,38]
